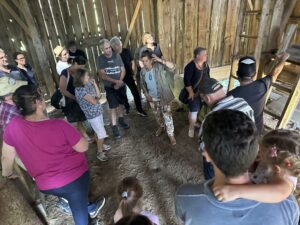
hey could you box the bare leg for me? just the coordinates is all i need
[116,104,124,118]
[188,112,198,138]
[95,133,104,154]
[111,108,117,126]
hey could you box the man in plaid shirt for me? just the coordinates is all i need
[0,77,27,150]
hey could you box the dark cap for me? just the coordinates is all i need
[237,56,256,79]
[199,78,223,95]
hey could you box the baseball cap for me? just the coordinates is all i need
[199,78,223,95]
[0,77,27,97]
[237,56,256,79]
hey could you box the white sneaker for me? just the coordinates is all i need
[188,128,195,138]
[103,144,111,151]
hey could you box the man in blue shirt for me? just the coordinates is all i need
[176,109,299,225]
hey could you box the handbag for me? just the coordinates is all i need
[50,71,70,109]
[179,63,205,104]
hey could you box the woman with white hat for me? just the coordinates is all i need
[54,45,70,76]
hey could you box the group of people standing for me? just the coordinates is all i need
[0,29,299,225]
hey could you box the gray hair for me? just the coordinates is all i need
[0,48,4,53]
[99,39,110,50]
[110,36,122,47]
[193,47,207,58]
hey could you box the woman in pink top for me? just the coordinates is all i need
[1,85,103,225]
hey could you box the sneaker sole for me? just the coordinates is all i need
[89,197,106,219]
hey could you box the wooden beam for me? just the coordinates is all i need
[267,0,286,51]
[280,0,298,36]
[263,24,298,107]
[247,0,254,10]
[277,73,300,128]
[253,0,272,75]
[19,0,56,95]
[228,0,246,91]
[123,0,142,47]
[0,0,32,38]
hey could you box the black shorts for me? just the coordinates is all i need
[188,96,202,112]
[105,86,126,109]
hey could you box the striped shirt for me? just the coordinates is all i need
[199,95,254,150]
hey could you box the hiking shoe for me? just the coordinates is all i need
[88,196,106,219]
[112,125,121,139]
[97,152,108,162]
[169,136,177,145]
[155,126,165,137]
[137,110,148,117]
[188,128,195,138]
[56,198,72,215]
[118,117,130,129]
[103,144,111,151]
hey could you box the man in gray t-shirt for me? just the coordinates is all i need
[97,39,129,139]
[175,110,299,225]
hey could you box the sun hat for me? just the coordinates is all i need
[53,45,65,58]
[0,76,27,97]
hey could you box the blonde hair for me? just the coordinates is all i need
[262,129,300,176]
[142,32,153,45]
[117,177,143,217]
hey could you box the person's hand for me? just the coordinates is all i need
[152,54,163,63]
[90,78,96,85]
[115,80,124,86]
[213,185,238,202]
[146,95,153,102]
[277,52,290,62]
[188,92,195,100]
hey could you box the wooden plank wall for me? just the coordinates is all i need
[156,0,241,69]
[6,0,299,96]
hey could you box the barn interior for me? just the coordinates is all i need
[0,0,299,225]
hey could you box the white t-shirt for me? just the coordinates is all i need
[56,61,70,76]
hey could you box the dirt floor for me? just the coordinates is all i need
[42,101,203,225]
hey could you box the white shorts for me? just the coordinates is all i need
[88,115,108,139]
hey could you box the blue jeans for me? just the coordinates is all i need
[203,157,215,180]
[41,171,90,225]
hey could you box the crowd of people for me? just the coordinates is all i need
[0,31,299,225]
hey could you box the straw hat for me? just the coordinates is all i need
[0,77,27,97]
[53,45,65,58]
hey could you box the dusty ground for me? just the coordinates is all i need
[43,101,203,225]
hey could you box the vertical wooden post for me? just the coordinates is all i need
[19,0,56,95]
[124,0,142,48]
[228,0,246,91]
[253,0,272,79]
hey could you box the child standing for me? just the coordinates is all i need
[114,177,160,225]
[213,129,300,204]
[74,68,111,161]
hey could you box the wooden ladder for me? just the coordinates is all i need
[227,0,299,129]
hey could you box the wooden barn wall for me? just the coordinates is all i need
[2,0,299,96]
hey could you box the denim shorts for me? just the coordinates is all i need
[188,96,202,112]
